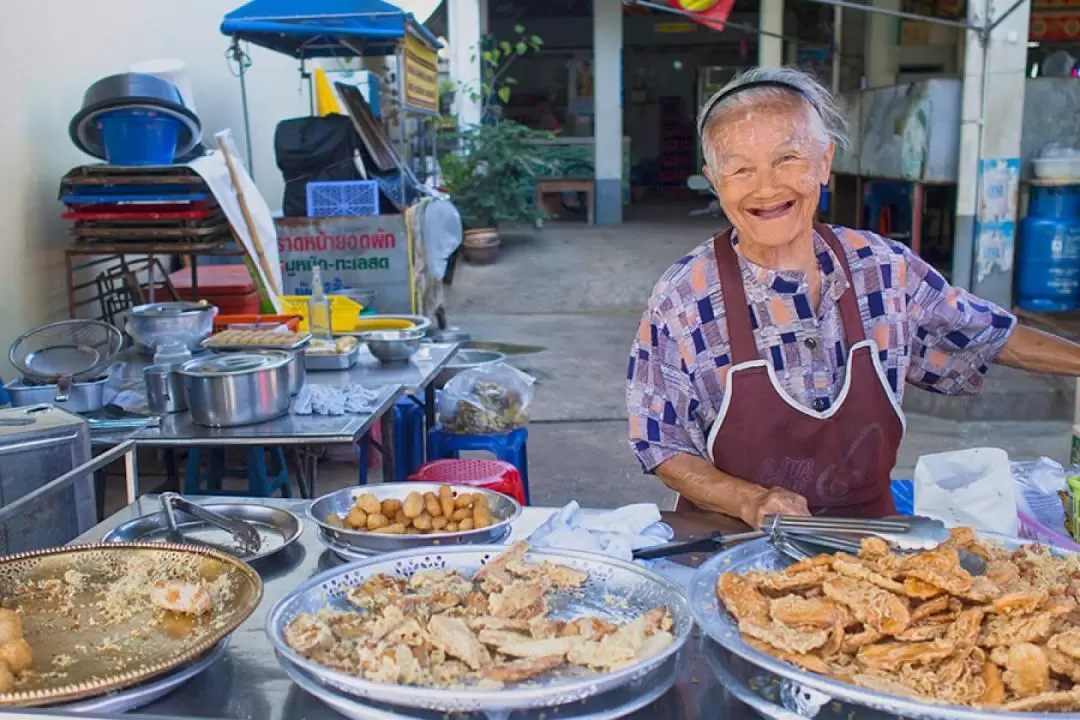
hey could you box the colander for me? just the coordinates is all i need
[10,320,124,383]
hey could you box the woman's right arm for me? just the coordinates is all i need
[655,453,809,527]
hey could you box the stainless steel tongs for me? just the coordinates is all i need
[160,492,262,555]
[762,514,950,551]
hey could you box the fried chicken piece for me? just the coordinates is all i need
[1000,687,1080,712]
[370,605,407,642]
[979,658,1006,705]
[856,639,955,671]
[858,536,891,560]
[980,612,1054,647]
[831,554,905,593]
[1048,629,1080,660]
[1045,645,1080,683]
[477,628,530,647]
[566,615,653,671]
[505,560,588,590]
[495,636,580,659]
[560,616,619,641]
[783,554,836,574]
[463,591,489,617]
[346,574,407,610]
[747,567,832,593]
[717,573,770,625]
[947,608,985,648]
[893,622,950,642]
[427,615,490,671]
[324,611,371,639]
[149,580,212,616]
[911,595,950,622]
[528,615,566,639]
[483,654,564,682]
[901,577,944,600]
[769,595,850,630]
[936,648,991,704]
[820,622,845,657]
[1003,643,1050,698]
[738,619,829,655]
[473,541,529,587]
[488,582,547,620]
[408,569,474,598]
[957,576,1003,604]
[822,576,911,635]
[1045,595,1077,618]
[469,615,531,634]
[745,637,830,674]
[284,614,334,655]
[840,627,883,653]
[946,526,978,549]
[985,560,1021,587]
[993,587,1048,616]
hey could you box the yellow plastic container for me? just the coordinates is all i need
[351,318,417,332]
[280,295,363,332]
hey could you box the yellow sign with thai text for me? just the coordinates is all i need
[401,33,439,115]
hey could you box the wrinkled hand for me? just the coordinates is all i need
[740,487,810,528]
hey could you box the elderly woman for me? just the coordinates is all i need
[627,67,1080,527]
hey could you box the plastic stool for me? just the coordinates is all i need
[185,447,291,497]
[890,479,913,516]
[409,459,527,506]
[355,435,372,486]
[426,426,529,504]
[394,397,426,482]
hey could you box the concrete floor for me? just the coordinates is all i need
[108,204,1078,515]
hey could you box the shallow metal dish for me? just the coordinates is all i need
[316,524,512,564]
[61,637,229,714]
[201,334,312,352]
[690,535,1066,720]
[305,344,360,371]
[5,377,107,413]
[102,503,303,563]
[266,545,693,713]
[277,644,679,720]
[0,542,261,707]
[361,329,424,364]
[126,302,216,353]
[308,483,521,554]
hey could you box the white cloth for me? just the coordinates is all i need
[526,502,673,562]
[292,385,381,416]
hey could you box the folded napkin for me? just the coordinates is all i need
[292,385,382,416]
[526,502,673,562]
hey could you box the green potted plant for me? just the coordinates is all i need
[440,26,548,264]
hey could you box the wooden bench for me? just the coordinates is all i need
[534,178,595,225]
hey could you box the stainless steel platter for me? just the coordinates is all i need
[61,638,230,714]
[307,483,521,554]
[102,503,303,563]
[690,536,1076,720]
[278,645,679,720]
[315,525,512,563]
[305,345,360,371]
[266,545,693,714]
[201,334,312,352]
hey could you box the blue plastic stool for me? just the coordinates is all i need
[890,479,913,516]
[426,426,530,505]
[355,398,425,486]
[184,447,291,497]
[355,436,372,486]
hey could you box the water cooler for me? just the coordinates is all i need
[1017,182,1080,312]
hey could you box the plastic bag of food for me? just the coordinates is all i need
[438,362,535,434]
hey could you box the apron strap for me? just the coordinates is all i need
[814,223,867,345]
[712,229,759,365]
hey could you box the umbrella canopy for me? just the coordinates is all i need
[221,0,440,59]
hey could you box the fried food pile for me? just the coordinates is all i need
[306,336,359,355]
[284,542,675,690]
[0,609,33,692]
[324,486,499,535]
[717,528,1080,712]
[205,329,308,347]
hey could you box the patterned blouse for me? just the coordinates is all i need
[626,225,1016,473]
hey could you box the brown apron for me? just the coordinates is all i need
[678,224,902,518]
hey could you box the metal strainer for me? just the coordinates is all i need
[10,319,123,383]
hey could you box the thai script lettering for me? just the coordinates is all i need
[278,230,397,253]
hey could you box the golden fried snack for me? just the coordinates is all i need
[744,636,829,674]
[366,513,390,531]
[324,513,345,529]
[356,494,382,515]
[911,595,950,622]
[994,588,1048,616]
[345,508,367,529]
[431,516,449,530]
[947,607,985,648]
[413,512,433,531]
[0,661,12,693]
[1001,688,1080,712]
[455,494,474,509]
[831,554,905,593]
[716,573,770,625]
[403,492,424,519]
[738,619,828,655]
[822,576,910,635]
[768,595,849,630]
[902,577,944,600]
[981,612,1054,647]
[373,522,407,535]
[0,610,21,646]
[474,505,492,528]
[459,518,475,531]
[0,638,32,673]
[425,492,442,517]
[451,507,471,522]
[381,499,403,517]
[1004,643,1051,698]
[856,639,954,671]
[980,658,1007,705]
[439,485,455,519]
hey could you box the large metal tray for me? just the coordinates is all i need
[278,645,679,720]
[307,483,522,554]
[266,545,693,714]
[305,345,360,371]
[0,542,262,707]
[62,638,230,714]
[102,503,304,563]
[316,525,511,564]
[201,334,312,352]
[690,536,1073,720]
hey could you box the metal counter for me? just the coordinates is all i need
[0,496,769,720]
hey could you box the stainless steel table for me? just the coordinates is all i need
[1,496,766,720]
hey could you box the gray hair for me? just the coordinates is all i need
[697,67,850,160]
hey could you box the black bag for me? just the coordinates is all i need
[274,115,362,216]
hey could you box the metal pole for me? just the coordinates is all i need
[989,0,1028,32]
[831,7,844,93]
[230,38,255,176]
[803,0,975,29]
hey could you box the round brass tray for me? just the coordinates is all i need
[0,542,262,707]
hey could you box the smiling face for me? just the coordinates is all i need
[702,97,835,256]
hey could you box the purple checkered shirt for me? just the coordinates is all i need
[626,225,1016,473]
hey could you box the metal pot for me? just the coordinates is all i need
[178,351,291,427]
[435,349,507,389]
[144,365,187,414]
[286,349,306,396]
[126,302,217,353]
[5,378,107,413]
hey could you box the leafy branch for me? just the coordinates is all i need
[462,24,543,122]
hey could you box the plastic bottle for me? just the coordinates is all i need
[308,266,333,341]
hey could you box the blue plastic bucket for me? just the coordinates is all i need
[97,108,180,166]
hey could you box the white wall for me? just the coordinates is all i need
[0,0,308,374]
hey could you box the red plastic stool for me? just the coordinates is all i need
[408,459,527,506]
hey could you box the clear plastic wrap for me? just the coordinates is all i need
[437,362,535,434]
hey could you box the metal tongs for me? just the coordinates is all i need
[762,514,949,551]
[160,492,262,555]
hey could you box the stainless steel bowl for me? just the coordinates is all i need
[5,377,107,413]
[178,350,292,427]
[307,483,521,553]
[435,349,507,388]
[126,302,217,353]
[361,329,424,364]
